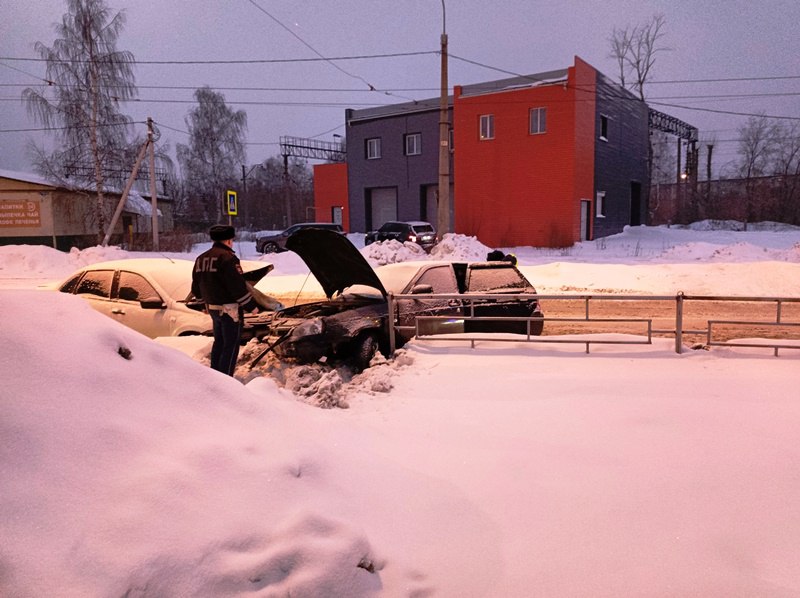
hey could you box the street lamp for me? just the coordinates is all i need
[437,0,451,236]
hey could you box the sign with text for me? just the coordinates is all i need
[0,200,41,228]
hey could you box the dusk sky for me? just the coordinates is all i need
[2,0,799,176]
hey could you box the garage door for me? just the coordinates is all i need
[369,187,397,228]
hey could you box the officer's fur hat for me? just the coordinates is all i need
[209,224,235,241]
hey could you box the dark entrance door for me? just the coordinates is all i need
[630,182,642,226]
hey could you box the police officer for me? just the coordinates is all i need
[191,225,258,376]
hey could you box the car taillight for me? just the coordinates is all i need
[408,234,417,242]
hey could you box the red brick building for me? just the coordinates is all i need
[315,56,657,247]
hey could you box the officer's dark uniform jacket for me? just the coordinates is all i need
[191,242,258,314]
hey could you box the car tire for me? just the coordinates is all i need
[530,311,545,336]
[351,331,379,372]
[262,242,279,254]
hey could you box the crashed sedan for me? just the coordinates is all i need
[259,228,544,370]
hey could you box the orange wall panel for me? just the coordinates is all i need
[454,57,598,248]
[312,162,349,231]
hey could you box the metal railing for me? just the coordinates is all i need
[386,292,800,356]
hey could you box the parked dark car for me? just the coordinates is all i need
[256,222,344,254]
[260,228,544,370]
[364,221,438,252]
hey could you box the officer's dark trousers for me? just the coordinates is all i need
[209,311,242,376]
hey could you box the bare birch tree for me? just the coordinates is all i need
[177,87,247,227]
[609,14,668,101]
[23,0,137,242]
[736,116,800,222]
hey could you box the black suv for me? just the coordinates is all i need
[364,221,437,252]
[256,222,344,254]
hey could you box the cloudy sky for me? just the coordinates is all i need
[2,0,799,176]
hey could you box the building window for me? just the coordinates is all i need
[596,191,606,217]
[449,128,454,152]
[404,133,421,156]
[529,107,547,135]
[600,115,609,141]
[479,114,494,140]
[366,137,381,159]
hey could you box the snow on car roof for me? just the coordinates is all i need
[76,258,195,298]
[74,258,272,300]
[374,261,449,294]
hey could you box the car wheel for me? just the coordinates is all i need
[262,242,279,254]
[530,310,545,336]
[351,331,379,372]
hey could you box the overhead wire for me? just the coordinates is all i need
[3,40,799,141]
[0,50,437,66]
[448,52,800,122]
[242,0,419,103]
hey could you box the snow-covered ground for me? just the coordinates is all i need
[2,223,800,596]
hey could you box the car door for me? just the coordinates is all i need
[72,269,117,320]
[396,264,464,338]
[113,270,172,338]
[464,265,537,334]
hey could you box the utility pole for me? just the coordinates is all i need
[706,143,714,210]
[437,0,451,237]
[147,117,159,251]
[102,117,159,248]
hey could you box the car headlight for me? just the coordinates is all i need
[292,317,324,337]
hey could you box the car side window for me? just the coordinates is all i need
[75,270,114,299]
[59,274,82,294]
[415,265,458,294]
[117,271,159,302]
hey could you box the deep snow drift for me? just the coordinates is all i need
[1,223,800,596]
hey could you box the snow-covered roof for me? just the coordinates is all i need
[0,169,169,203]
[125,190,162,217]
[347,67,570,124]
[0,169,59,188]
[458,69,569,98]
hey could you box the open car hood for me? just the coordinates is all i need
[240,260,274,283]
[286,228,387,299]
[185,260,273,303]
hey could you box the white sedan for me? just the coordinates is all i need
[57,258,276,339]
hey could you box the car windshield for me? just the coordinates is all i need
[375,263,428,294]
[412,224,435,234]
[467,266,532,293]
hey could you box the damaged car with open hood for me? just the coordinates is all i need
[258,228,545,370]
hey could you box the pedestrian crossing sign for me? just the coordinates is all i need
[226,190,237,216]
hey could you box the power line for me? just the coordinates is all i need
[242,0,421,104]
[0,50,437,66]
[0,121,146,133]
[650,92,800,101]
[0,96,387,108]
[0,82,441,93]
[649,75,800,84]
[7,82,800,103]
[648,100,800,121]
